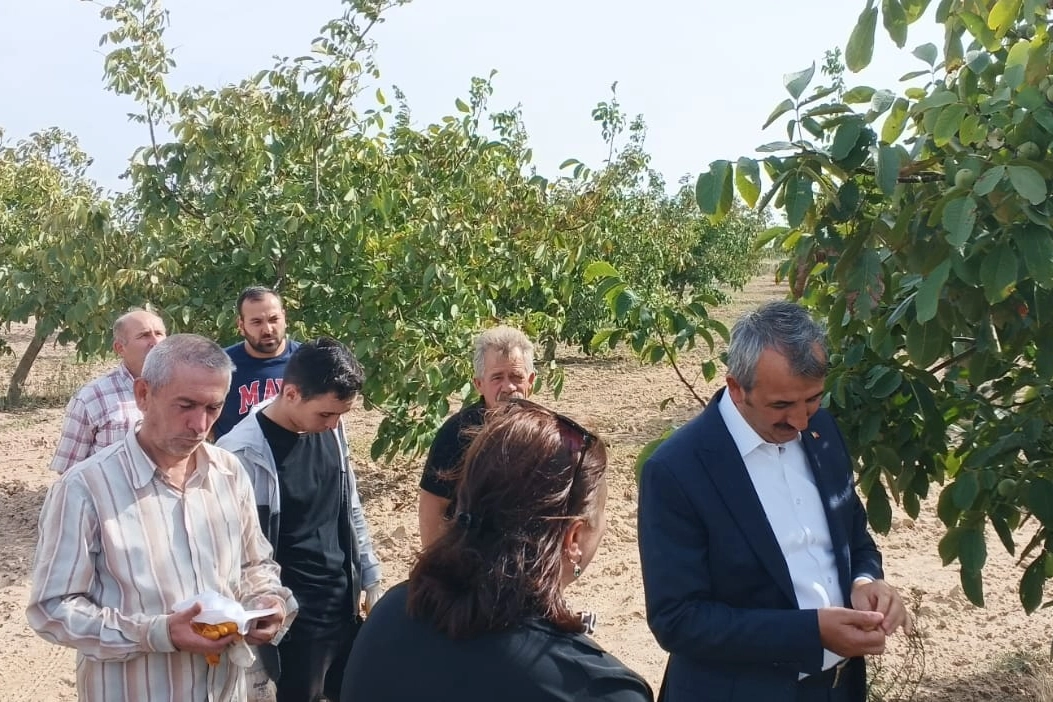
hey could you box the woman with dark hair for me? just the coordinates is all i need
[341,399,653,702]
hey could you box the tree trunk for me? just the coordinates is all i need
[5,321,47,407]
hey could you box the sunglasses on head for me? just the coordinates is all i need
[506,398,598,479]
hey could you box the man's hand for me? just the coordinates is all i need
[244,595,286,646]
[817,607,887,659]
[363,584,383,616]
[851,579,912,636]
[168,603,236,655]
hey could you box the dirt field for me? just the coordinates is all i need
[0,276,1049,701]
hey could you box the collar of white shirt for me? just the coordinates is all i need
[717,387,798,458]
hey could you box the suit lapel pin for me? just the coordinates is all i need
[811,431,820,439]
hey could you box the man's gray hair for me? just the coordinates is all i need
[112,308,162,343]
[141,334,234,390]
[472,326,535,379]
[726,301,827,392]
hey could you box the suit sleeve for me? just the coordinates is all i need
[831,426,883,582]
[637,455,826,674]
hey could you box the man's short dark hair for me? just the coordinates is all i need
[236,286,281,318]
[283,337,364,401]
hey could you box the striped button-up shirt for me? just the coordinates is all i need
[51,364,140,474]
[28,430,295,702]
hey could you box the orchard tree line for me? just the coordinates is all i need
[0,0,763,456]
[4,0,1050,616]
[687,0,1053,615]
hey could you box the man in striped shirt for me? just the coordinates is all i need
[50,308,167,474]
[28,334,297,702]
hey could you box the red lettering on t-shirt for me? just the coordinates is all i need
[264,378,283,401]
[238,381,261,414]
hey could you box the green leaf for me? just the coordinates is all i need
[876,144,901,195]
[941,195,977,247]
[1015,226,1053,285]
[973,165,1005,196]
[634,430,674,484]
[882,0,909,47]
[847,3,879,72]
[961,567,985,607]
[695,160,732,216]
[958,115,985,150]
[735,157,761,207]
[1020,555,1046,613]
[844,86,877,103]
[784,172,814,228]
[960,12,999,51]
[912,41,938,66]
[559,158,582,169]
[916,259,950,323]
[867,481,893,533]
[881,98,910,143]
[990,514,1015,555]
[614,289,638,319]
[899,69,931,81]
[933,103,967,147]
[846,248,885,320]
[869,89,897,117]
[952,471,980,510]
[938,527,962,565]
[784,64,816,101]
[979,242,1019,303]
[583,260,619,283]
[454,97,470,113]
[868,366,904,398]
[1007,165,1048,205]
[988,0,1023,38]
[831,120,863,161]
[902,0,932,22]
[958,526,988,572]
[1003,39,1031,89]
[1027,478,1053,525]
[906,319,945,367]
[763,98,796,130]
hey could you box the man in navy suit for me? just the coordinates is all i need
[638,301,911,702]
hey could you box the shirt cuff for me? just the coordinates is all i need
[852,575,876,586]
[147,614,176,653]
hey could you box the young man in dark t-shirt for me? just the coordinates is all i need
[218,338,382,702]
[213,286,300,439]
[417,326,536,547]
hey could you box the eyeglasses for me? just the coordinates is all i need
[506,398,598,481]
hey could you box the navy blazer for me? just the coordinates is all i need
[637,389,882,701]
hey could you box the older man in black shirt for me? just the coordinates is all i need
[417,326,536,547]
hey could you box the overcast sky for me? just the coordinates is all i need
[1,1,943,193]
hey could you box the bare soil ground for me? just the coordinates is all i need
[0,276,1049,701]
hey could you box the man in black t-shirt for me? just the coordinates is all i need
[218,338,381,702]
[417,326,536,547]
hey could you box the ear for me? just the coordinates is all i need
[527,370,538,389]
[235,315,246,335]
[472,376,484,395]
[113,338,125,357]
[133,377,150,412]
[281,383,301,402]
[726,374,746,404]
[562,518,586,561]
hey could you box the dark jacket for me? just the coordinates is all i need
[638,389,881,701]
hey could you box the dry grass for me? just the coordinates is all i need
[1033,667,1053,702]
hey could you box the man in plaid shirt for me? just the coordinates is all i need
[50,309,167,474]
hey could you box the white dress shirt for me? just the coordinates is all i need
[718,390,845,673]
